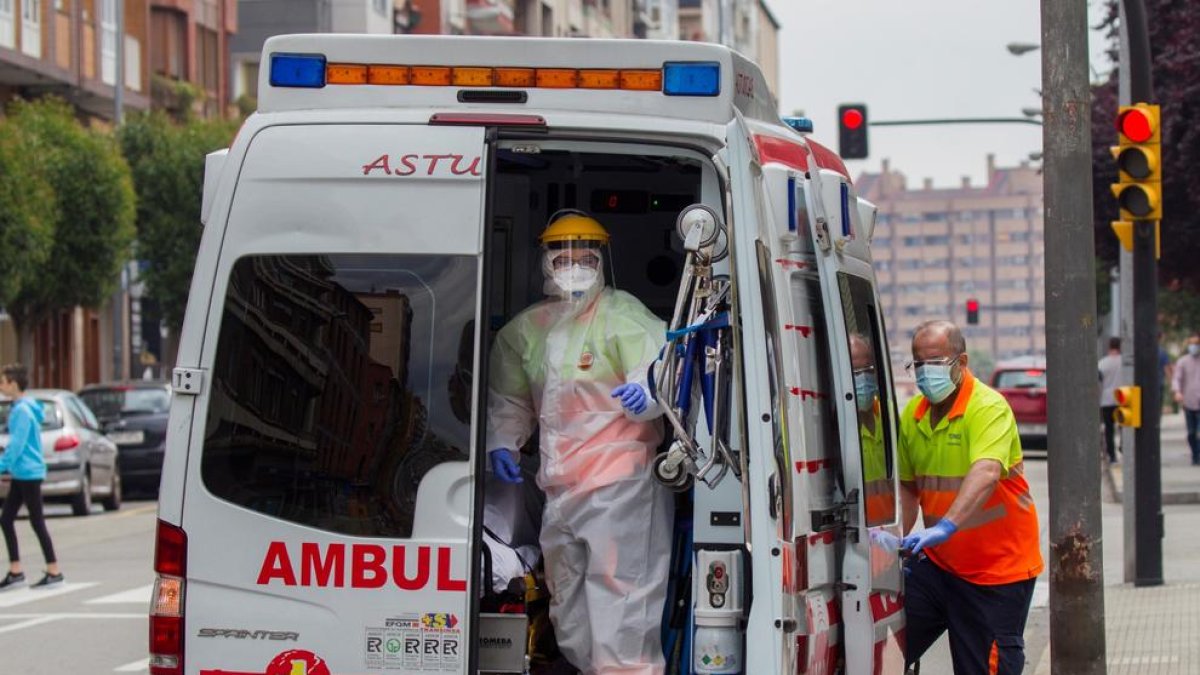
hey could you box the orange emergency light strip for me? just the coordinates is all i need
[325,64,663,92]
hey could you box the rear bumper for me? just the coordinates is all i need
[119,445,165,483]
[1018,422,1048,448]
[0,468,84,498]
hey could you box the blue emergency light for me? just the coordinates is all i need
[663,62,721,97]
[270,53,327,88]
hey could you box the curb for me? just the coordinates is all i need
[1101,466,1200,505]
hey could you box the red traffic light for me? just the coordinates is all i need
[1117,108,1154,143]
[841,108,864,130]
[966,298,980,312]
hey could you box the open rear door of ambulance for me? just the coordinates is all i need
[805,167,906,674]
[175,122,489,675]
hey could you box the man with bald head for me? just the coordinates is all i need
[898,320,1042,674]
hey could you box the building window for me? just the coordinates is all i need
[21,0,38,22]
[197,26,219,94]
[151,8,187,80]
[924,235,950,246]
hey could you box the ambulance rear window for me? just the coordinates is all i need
[201,254,477,538]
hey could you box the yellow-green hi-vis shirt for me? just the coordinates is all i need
[899,370,1044,585]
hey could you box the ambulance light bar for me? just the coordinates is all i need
[269,53,722,96]
[269,53,327,88]
[663,62,720,96]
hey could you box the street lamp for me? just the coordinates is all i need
[1021,107,1043,118]
[1007,42,1040,56]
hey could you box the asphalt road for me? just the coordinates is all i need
[0,499,157,674]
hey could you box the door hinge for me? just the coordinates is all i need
[172,368,205,396]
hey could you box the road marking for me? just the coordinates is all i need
[0,616,57,634]
[114,657,150,672]
[115,504,159,518]
[0,581,99,608]
[88,584,153,605]
[0,612,143,619]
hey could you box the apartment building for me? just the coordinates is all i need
[679,0,778,94]
[231,0,394,103]
[858,155,1046,372]
[148,0,237,117]
[0,0,151,119]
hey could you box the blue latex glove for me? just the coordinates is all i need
[489,450,523,483]
[611,383,649,415]
[901,518,958,555]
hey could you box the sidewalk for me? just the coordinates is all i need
[1107,410,1200,504]
[1033,411,1200,674]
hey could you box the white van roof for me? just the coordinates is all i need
[258,34,781,128]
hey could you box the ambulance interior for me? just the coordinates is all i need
[479,140,748,673]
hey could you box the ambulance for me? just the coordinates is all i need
[152,34,906,675]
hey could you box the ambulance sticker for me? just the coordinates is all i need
[364,612,463,672]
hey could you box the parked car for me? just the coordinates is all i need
[78,381,171,494]
[990,356,1048,450]
[0,390,121,515]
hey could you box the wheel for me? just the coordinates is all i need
[652,453,683,486]
[101,466,122,512]
[71,470,93,516]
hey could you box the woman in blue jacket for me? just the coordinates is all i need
[0,364,62,588]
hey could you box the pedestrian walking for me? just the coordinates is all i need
[899,321,1042,674]
[1171,334,1200,465]
[0,363,63,589]
[1099,337,1123,463]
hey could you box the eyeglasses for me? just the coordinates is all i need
[852,365,876,376]
[904,354,961,373]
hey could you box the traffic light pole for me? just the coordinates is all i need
[1042,0,1107,672]
[1122,0,1164,588]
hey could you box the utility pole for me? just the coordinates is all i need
[1041,0,1107,672]
[1122,0,1164,589]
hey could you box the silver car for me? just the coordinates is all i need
[0,389,121,515]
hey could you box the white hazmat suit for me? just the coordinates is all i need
[487,251,673,675]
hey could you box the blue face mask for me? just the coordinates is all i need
[916,363,958,403]
[854,372,878,412]
[1189,344,1200,357]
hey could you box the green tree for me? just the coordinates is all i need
[118,111,237,331]
[0,121,57,318]
[5,98,137,359]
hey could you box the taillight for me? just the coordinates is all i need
[53,435,80,451]
[150,520,186,675]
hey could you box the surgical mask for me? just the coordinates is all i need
[916,363,957,403]
[854,372,878,412]
[1190,344,1200,357]
[552,264,600,295]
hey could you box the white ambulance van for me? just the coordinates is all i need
[152,34,906,675]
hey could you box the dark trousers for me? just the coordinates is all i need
[1186,408,1200,464]
[1,479,58,565]
[905,556,1036,675]
[1100,405,1118,462]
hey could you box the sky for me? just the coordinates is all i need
[771,0,1114,187]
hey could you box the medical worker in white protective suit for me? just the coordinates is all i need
[487,210,673,675]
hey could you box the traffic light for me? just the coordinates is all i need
[1110,103,1162,221]
[966,298,980,325]
[1113,385,1142,428]
[837,104,868,160]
